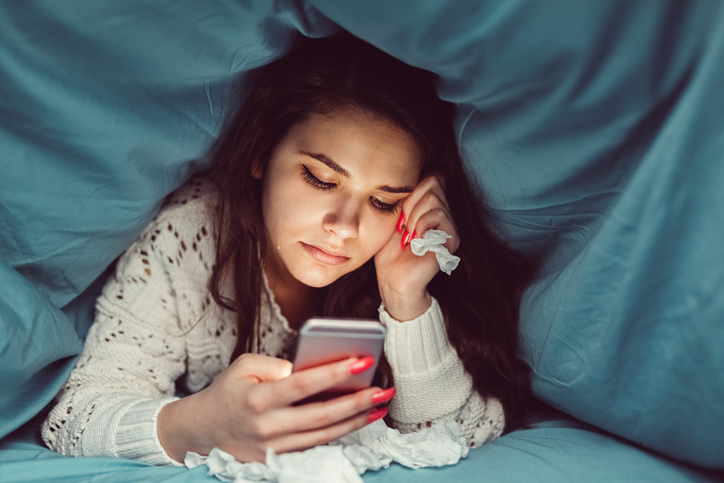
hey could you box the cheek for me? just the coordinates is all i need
[363,213,397,252]
[265,191,332,251]
[263,175,309,227]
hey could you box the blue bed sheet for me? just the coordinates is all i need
[2,406,721,483]
[1,0,723,480]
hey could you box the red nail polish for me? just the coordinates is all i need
[350,356,374,375]
[411,230,417,240]
[367,407,388,423]
[396,212,406,233]
[401,230,411,250]
[371,387,396,405]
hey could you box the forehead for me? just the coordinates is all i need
[285,108,423,181]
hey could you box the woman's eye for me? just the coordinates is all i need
[301,165,335,190]
[301,165,397,213]
[370,197,399,214]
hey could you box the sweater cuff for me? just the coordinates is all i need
[378,297,458,376]
[116,397,182,466]
[379,297,473,423]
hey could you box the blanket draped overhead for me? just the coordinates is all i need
[1,1,722,480]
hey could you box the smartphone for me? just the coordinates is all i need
[292,317,386,399]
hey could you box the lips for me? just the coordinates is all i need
[301,242,350,265]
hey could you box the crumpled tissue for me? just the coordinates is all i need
[409,229,460,275]
[185,419,468,483]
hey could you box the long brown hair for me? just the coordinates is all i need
[206,32,538,430]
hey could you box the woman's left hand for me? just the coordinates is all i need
[374,174,459,321]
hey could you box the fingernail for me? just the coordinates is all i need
[350,356,374,375]
[396,212,406,233]
[367,407,388,423]
[401,230,411,250]
[411,230,417,240]
[371,387,396,405]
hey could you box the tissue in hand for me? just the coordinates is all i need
[409,229,460,275]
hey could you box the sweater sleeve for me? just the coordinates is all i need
[379,298,505,447]
[40,205,205,466]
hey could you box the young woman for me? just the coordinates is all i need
[42,32,537,466]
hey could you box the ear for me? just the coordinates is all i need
[251,158,263,180]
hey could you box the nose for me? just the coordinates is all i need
[322,195,360,239]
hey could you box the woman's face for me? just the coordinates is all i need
[257,107,422,288]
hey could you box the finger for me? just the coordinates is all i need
[262,357,374,407]
[399,177,451,243]
[231,353,293,383]
[404,190,456,245]
[269,385,388,436]
[408,209,459,254]
[266,406,388,455]
[399,175,449,228]
[406,190,451,231]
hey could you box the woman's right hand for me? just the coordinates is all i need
[157,353,393,464]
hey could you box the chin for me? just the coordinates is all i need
[292,265,348,288]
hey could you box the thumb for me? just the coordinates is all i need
[231,353,293,383]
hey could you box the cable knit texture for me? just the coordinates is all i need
[41,178,504,465]
[379,300,504,446]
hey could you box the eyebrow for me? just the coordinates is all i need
[300,151,415,194]
[301,151,349,177]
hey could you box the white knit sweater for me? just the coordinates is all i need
[41,179,504,466]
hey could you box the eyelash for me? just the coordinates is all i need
[301,165,335,190]
[370,198,399,214]
[301,165,399,214]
